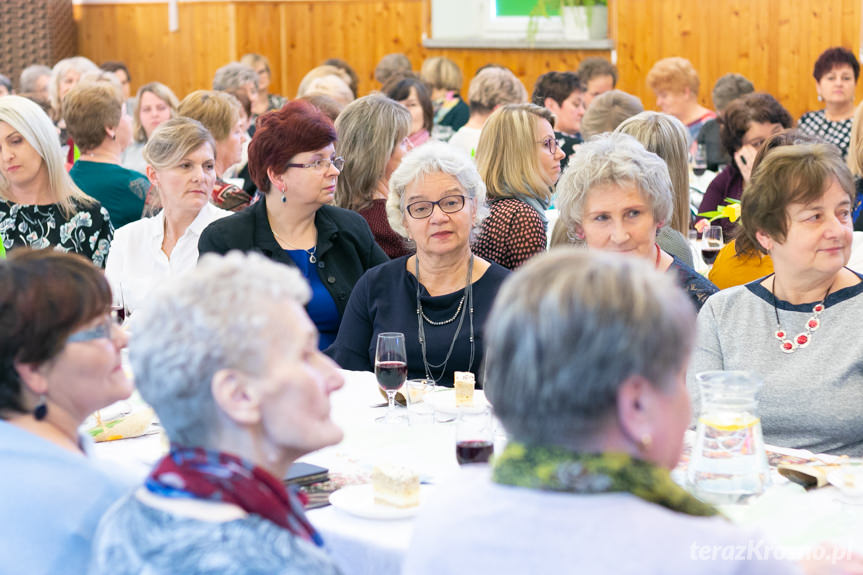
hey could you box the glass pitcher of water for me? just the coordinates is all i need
[688,370,770,504]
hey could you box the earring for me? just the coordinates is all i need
[638,433,653,450]
[817,94,823,102]
[34,395,47,421]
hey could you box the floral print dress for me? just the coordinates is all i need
[0,197,113,267]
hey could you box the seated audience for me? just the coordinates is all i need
[240,53,286,116]
[691,143,863,455]
[472,104,563,269]
[327,142,508,386]
[576,56,617,108]
[323,58,360,99]
[121,82,179,174]
[0,96,112,266]
[106,118,230,314]
[696,74,754,170]
[335,94,413,258]
[65,77,152,230]
[697,92,792,239]
[404,249,795,575]
[178,90,251,211]
[420,57,469,140]
[646,57,715,143]
[374,53,412,90]
[557,132,717,311]
[0,249,133,574]
[49,57,99,164]
[615,111,694,266]
[798,47,859,159]
[532,71,586,170]
[88,252,342,575]
[199,100,387,349]
[579,89,643,139]
[384,76,434,148]
[99,61,133,109]
[448,67,527,159]
[18,64,52,105]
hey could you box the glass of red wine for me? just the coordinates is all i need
[375,332,407,425]
[455,407,494,465]
[701,225,723,266]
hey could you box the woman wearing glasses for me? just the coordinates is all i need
[199,100,388,350]
[327,142,509,387]
[0,248,133,574]
[472,104,565,270]
[334,94,414,258]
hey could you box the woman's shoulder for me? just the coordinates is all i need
[670,257,719,294]
[319,203,372,227]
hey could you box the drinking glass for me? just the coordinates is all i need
[109,278,130,325]
[701,225,723,265]
[693,143,708,176]
[375,332,407,424]
[455,407,494,464]
[405,379,435,426]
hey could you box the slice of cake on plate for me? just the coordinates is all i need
[371,464,420,508]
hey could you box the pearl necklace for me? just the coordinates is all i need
[771,275,833,353]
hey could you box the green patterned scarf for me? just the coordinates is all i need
[492,442,719,517]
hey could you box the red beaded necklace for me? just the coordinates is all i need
[771,275,834,354]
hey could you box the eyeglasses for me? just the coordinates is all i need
[537,136,559,156]
[406,195,466,219]
[66,315,120,344]
[284,156,345,172]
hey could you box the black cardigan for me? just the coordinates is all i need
[198,200,388,317]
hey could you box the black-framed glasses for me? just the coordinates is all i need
[406,195,466,219]
[284,156,345,172]
[66,315,120,344]
[537,136,559,156]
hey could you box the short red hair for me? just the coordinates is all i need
[248,99,337,193]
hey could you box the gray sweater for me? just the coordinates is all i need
[689,277,863,456]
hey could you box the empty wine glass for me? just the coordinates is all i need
[375,332,407,424]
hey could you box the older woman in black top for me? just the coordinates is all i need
[198,100,387,349]
[327,142,509,387]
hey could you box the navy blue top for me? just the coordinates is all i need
[285,249,340,350]
[326,256,510,387]
[669,255,719,312]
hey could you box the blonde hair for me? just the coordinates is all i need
[144,117,216,172]
[0,96,93,216]
[62,78,124,152]
[467,67,528,114]
[580,90,644,139]
[296,66,352,99]
[133,82,179,143]
[240,53,270,74]
[420,57,463,92]
[475,103,556,203]
[646,57,700,95]
[178,90,241,142]
[49,56,98,118]
[616,112,691,232]
[848,101,863,177]
[303,75,354,107]
[335,94,410,212]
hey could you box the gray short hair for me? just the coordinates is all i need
[386,141,488,241]
[556,132,674,238]
[129,252,310,447]
[484,248,695,446]
[212,62,258,92]
[19,65,51,94]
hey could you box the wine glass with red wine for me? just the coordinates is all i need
[456,407,494,465]
[701,225,723,266]
[375,332,407,424]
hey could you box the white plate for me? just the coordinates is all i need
[329,484,429,520]
[425,389,489,415]
[827,464,863,501]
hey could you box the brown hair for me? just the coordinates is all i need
[178,90,241,142]
[719,92,793,157]
[62,80,123,152]
[738,143,854,255]
[0,249,111,415]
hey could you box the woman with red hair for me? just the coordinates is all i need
[198,100,388,349]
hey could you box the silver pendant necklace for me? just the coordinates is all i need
[415,255,475,384]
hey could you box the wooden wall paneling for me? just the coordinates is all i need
[234,3,283,93]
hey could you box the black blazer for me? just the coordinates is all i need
[198,200,389,316]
